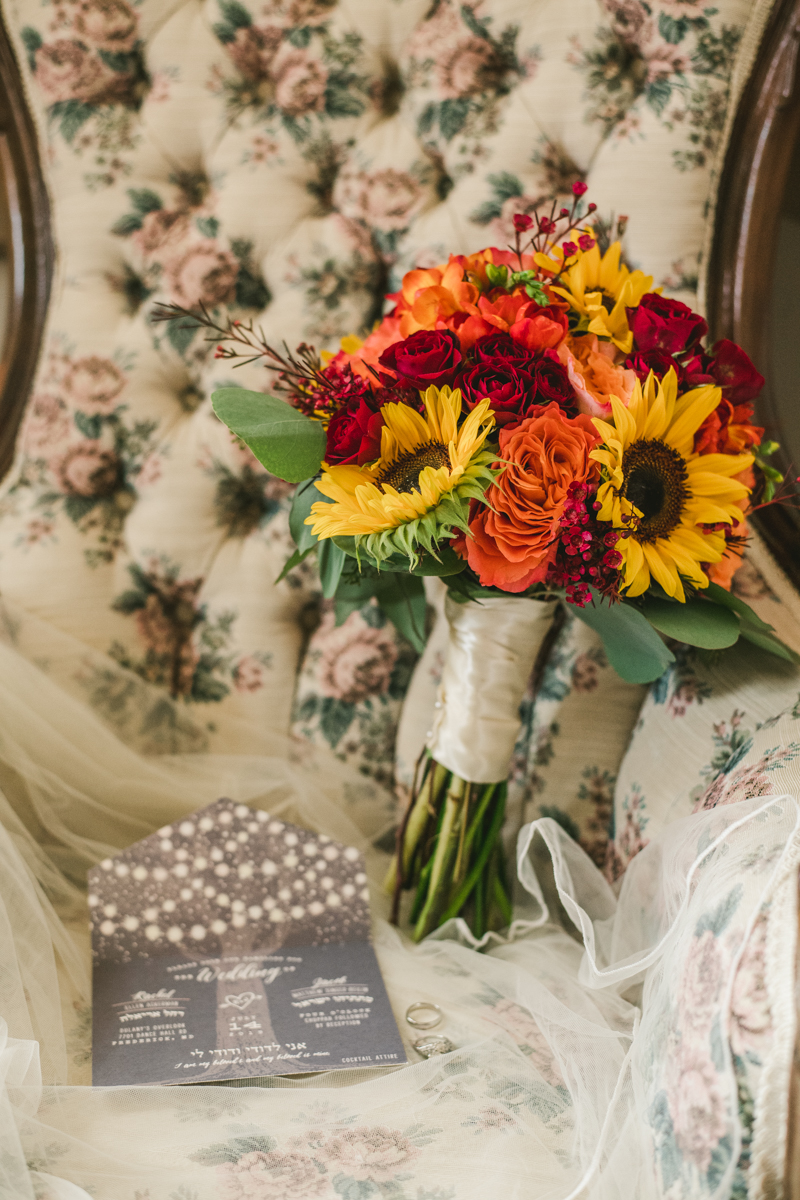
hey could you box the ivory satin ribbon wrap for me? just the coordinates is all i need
[427,594,557,783]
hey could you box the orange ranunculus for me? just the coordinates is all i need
[695,398,764,457]
[456,291,568,351]
[707,521,748,590]
[392,250,546,340]
[459,402,599,592]
[558,334,637,418]
[394,255,481,336]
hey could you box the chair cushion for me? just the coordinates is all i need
[0,0,758,764]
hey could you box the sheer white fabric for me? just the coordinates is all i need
[0,597,796,1200]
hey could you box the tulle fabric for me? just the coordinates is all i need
[0,598,796,1200]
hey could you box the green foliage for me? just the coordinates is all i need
[74,412,103,440]
[20,26,42,72]
[50,100,94,143]
[438,97,471,140]
[167,318,198,355]
[188,1135,275,1167]
[373,573,427,654]
[289,479,322,553]
[318,539,346,599]
[569,593,675,684]
[640,597,740,649]
[196,215,219,238]
[211,388,325,482]
[128,188,163,214]
[212,0,252,44]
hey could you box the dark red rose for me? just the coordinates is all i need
[471,331,537,370]
[530,350,577,412]
[459,349,575,428]
[372,384,424,412]
[325,394,386,466]
[379,329,462,387]
[707,339,765,404]
[681,350,716,388]
[627,293,708,355]
[624,350,687,385]
[459,364,537,428]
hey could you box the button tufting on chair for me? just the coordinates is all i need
[0,0,751,760]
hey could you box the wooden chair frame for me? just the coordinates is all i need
[707,0,800,1188]
[0,10,53,481]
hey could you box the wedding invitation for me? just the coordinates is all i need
[89,799,406,1085]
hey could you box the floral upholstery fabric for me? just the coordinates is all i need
[607,546,800,1197]
[0,0,760,773]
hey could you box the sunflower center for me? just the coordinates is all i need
[621,438,689,542]
[601,292,618,312]
[377,443,450,494]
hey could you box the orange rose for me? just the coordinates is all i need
[558,334,637,418]
[459,403,600,592]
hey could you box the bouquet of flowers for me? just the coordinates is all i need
[156,183,792,941]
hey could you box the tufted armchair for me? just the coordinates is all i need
[2,0,800,1197]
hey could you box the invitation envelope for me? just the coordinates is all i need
[88,799,407,1085]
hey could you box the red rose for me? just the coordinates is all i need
[325,394,387,466]
[529,350,577,411]
[460,349,576,429]
[379,329,462,388]
[680,351,716,388]
[459,364,537,428]
[627,294,708,355]
[707,339,765,403]
[624,349,687,385]
[472,331,536,369]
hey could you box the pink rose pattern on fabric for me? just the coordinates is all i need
[110,556,273,704]
[291,601,417,791]
[193,1125,423,1197]
[5,342,154,564]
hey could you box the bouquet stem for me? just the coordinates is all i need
[388,755,512,941]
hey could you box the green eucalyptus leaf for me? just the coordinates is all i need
[212,387,325,483]
[738,625,800,664]
[702,582,773,632]
[375,573,427,653]
[641,598,739,649]
[568,594,675,683]
[318,539,347,599]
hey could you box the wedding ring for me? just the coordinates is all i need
[405,1001,442,1030]
[413,1034,455,1058]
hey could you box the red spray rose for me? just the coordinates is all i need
[627,294,708,355]
[472,331,536,369]
[624,349,687,385]
[459,365,537,428]
[460,349,576,428]
[325,393,387,465]
[707,339,765,403]
[379,329,462,387]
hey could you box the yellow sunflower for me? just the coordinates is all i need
[306,386,496,564]
[591,369,754,601]
[549,240,654,354]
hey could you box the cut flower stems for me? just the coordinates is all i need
[387,758,511,942]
